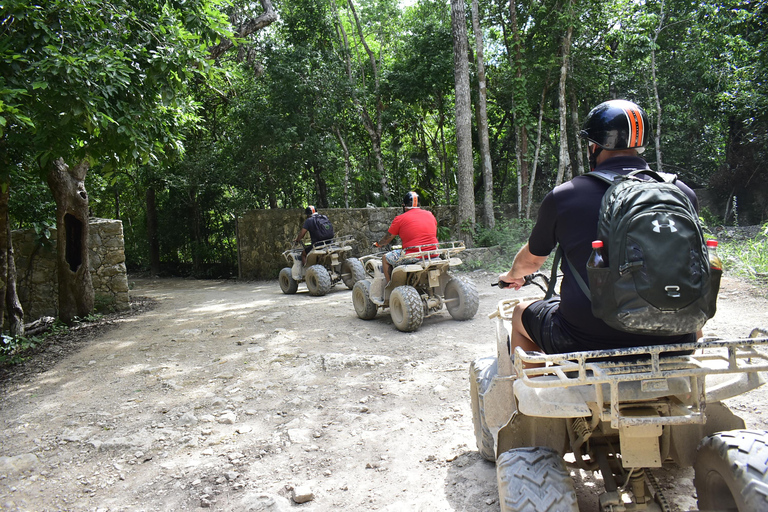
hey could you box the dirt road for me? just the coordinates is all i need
[1,272,767,511]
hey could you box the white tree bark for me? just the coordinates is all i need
[555,20,573,186]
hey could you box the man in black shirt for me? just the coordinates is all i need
[498,100,700,358]
[295,206,334,266]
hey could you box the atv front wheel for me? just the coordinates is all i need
[497,447,578,512]
[341,258,366,289]
[306,265,332,296]
[279,268,298,294]
[694,429,768,512]
[352,280,378,320]
[445,277,480,320]
[469,357,498,462]
[390,285,424,332]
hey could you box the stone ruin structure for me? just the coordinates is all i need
[12,217,130,322]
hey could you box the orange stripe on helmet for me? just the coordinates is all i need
[309,205,316,214]
[624,107,644,147]
[410,192,418,208]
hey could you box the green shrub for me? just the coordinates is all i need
[719,223,768,284]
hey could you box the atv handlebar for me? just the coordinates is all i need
[493,272,551,294]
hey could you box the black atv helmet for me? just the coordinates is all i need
[579,99,650,152]
[402,191,420,209]
[304,205,317,216]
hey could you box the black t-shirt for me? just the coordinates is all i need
[528,156,699,350]
[303,214,334,245]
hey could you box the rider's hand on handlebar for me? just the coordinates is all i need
[496,273,525,291]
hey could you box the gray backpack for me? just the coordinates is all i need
[563,169,720,336]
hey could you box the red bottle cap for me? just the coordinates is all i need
[706,240,718,248]
[592,240,604,249]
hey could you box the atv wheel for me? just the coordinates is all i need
[305,265,332,296]
[341,258,366,289]
[497,447,578,512]
[445,277,480,320]
[390,285,424,332]
[279,268,298,294]
[352,280,378,320]
[469,357,498,462]
[694,429,768,512]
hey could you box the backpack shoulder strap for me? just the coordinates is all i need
[562,249,591,301]
[545,245,591,301]
[585,170,621,185]
[627,169,679,184]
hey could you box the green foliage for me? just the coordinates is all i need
[474,218,533,251]
[2,0,767,281]
[0,334,42,365]
[719,225,768,284]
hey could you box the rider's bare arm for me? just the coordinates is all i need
[295,228,308,243]
[499,243,548,290]
[374,232,396,248]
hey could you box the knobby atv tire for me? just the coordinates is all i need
[497,447,578,512]
[279,268,298,294]
[469,356,498,461]
[445,277,480,320]
[694,429,768,512]
[352,280,378,320]
[341,258,366,289]
[389,285,424,332]
[305,265,332,296]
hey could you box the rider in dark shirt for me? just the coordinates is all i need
[498,100,700,357]
[295,206,334,266]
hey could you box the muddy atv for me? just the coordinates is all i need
[471,275,768,512]
[351,241,479,332]
[279,235,366,296]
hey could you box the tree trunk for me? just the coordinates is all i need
[208,0,278,60]
[47,158,94,324]
[146,187,161,276]
[334,126,351,208]
[569,87,585,176]
[438,95,450,204]
[451,0,476,246]
[555,19,573,186]
[313,165,329,208]
[471,0,494,229]
[0,186,9,330]
[526,83,550,219]
[6,219,24,336]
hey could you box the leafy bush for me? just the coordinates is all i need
[719,223,768,284]
[474,218,533,250]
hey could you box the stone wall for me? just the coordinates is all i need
[237,205,518,280]
[12,218,130,322]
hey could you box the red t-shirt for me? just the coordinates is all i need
[388,208,438,253]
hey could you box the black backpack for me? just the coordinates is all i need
[312,214,334,241]
[558,169,721,336]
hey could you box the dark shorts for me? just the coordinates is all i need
[521,297,697,355]
[521,297,580,354]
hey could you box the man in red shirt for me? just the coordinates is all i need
[373,191,438,283]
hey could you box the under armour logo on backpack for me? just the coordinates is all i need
[652,219,678,233]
